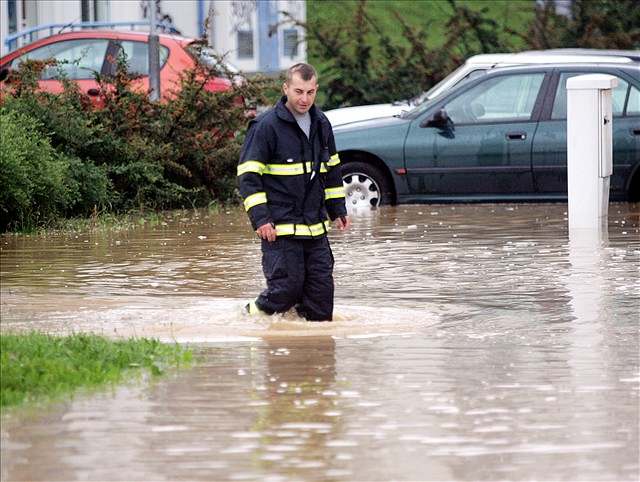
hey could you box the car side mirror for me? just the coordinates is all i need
[0,68,10,82]
[421,108,451,128]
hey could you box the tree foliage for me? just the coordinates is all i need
[521,0,640,50]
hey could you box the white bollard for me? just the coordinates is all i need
[566,74,618,230]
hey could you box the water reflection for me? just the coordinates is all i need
[253,337,342,476]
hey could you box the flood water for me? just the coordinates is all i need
[1,203,639,481]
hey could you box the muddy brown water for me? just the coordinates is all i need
[1,203,639,481]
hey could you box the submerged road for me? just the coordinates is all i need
[1,203,638,481]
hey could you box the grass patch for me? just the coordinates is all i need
[1,332,192,409]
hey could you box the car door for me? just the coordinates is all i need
[8,38,110,102]
[532,68,640,198]
[403,71,548,198]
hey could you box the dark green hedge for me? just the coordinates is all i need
[0,53,274,231]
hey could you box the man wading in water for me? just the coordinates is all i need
[238,63,349,321]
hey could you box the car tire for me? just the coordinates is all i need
[341,162,392,208]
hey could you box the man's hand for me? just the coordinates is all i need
[335,215,351,231]
[256,223,277,242]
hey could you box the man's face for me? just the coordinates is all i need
[283,73,318,115]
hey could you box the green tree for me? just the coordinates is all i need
[515,0,640,49]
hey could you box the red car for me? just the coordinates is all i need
[0,30,233,105]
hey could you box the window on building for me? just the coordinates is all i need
[81,0,91,21]
[81,0,108,22]
[237,30,253,59]
[7,0,17,33]
[283,29,298,58]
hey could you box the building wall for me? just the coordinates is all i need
[108,1,141,24]
[0,0,306,73]
[159,0,200,38]
[0,1,10,54]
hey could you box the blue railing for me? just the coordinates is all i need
[3,21,175,53]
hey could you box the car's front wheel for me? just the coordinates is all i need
[341,162,391,208]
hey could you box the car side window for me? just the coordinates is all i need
[112,41,169,76]
[444,73,545,124]
[551,72,629,119]
[11,39,109,80]
[627,86,639,116]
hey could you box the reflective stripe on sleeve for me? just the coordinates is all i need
[324,186,345,200]
[244,192,267,211]
[237,161,266,176]
[327,153,341,167]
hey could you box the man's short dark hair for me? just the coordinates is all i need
[286,63,317,83]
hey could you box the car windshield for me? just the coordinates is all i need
[406,63,472,107]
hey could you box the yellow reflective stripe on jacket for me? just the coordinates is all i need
[327,153,341,167]
[274,224,295,236]
[237,160,266,176]
[324,186,345,200]
[243,161,330,176]
[244,192,267,211]
[275,220,330,237]
[264,163,305,175]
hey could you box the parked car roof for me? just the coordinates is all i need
[522,48,640,62]
[465,52,636,66]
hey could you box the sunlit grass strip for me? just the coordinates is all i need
[0,332,192,409]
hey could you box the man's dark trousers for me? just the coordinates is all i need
[255,236,334,321]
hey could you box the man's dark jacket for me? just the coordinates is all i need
[237,97,347,237]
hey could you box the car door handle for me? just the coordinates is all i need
[87,88,100,96]
[632,128,640,136]
[506,132,527,140]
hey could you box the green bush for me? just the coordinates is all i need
[0,110,72,230]
[0,107,113,230]
[1,54,274,227]
[65,156,114,215]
